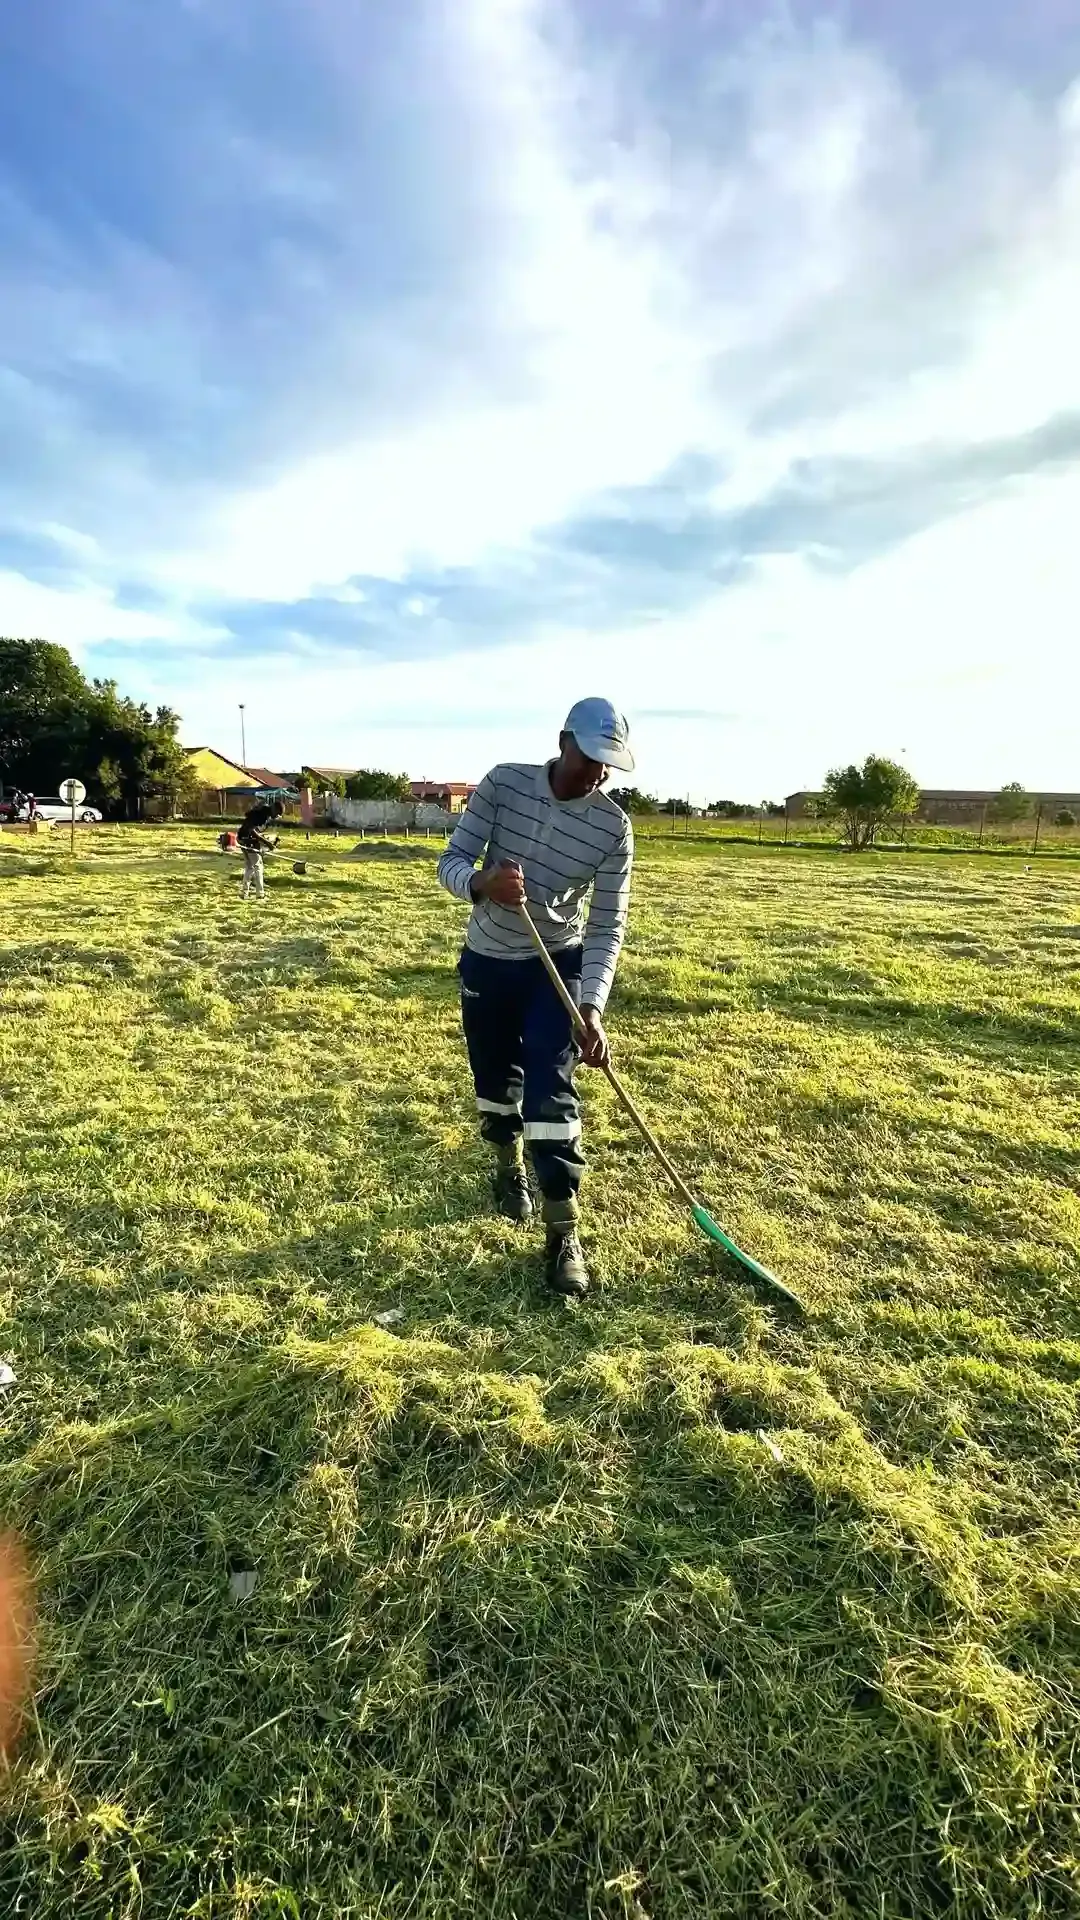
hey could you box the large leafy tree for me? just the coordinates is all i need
[0,638,193,817]
[0,637,94,787]
[821,755,920,851]
[85,682,194,818]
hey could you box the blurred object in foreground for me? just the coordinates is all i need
[0,1533,34,1762]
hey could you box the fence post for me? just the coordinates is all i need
[1033,805,1043,854]
[977,805,985,850]
[783,805,789,845]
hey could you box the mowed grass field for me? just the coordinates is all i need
[0,827,1078,1918]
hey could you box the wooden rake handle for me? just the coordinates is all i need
[516,902,699,1212]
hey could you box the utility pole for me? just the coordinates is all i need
[239,703,247,768]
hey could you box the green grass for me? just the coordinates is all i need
[0,826,1077,1917]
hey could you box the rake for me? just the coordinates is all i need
[517,903,803,1310]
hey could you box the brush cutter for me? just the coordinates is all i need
[227,843,425,877]
[218,840,328,877]
[517,903,803,1311]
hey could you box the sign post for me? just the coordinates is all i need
[59,777,86,856]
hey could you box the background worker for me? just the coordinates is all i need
[237,797,283,901]
[438,698,634,1298]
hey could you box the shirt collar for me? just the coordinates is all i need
[539,759,598,810]
[538,759,577,808]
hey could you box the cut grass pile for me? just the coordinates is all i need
[0,827,1077,1917]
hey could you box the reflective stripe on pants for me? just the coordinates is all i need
[458,944,584,1205]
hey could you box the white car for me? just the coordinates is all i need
[22,797,103,824]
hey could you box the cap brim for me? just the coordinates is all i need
[575,733,635,774]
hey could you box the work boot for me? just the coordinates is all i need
[492,1146,533,1223]
[544,1229,589,1298]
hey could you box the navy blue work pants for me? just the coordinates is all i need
[457,944,584,1206]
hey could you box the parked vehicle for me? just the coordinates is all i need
[11,797,103,824]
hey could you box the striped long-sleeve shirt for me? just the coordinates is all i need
[437,762,634,1012]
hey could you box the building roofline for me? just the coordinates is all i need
[184,746,256,780]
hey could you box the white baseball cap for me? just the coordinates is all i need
[563,697,635,773]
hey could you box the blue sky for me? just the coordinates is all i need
[2,0,1079,800]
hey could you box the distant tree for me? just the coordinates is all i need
[93,756,125,815]
[764,801,785,817]
[343,769,411,801]
[662,797,691,817]
[1054,808,1077,828]
[155,741,203,816]
[709,800,752,819]
[0,637,93,788]
[0,639,193,818]
[609,787,657,814]
[821,756,920,851]
[84,684,192,818]
[990,781,1030,824]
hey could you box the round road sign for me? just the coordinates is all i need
[59,778,86,806]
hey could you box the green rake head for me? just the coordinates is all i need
[691,1206,805,1311]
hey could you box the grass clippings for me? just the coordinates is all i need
[0,826,1077,1917]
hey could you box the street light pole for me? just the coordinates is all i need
[239,704,247,767]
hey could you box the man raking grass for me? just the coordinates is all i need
[516,900,804,1310]
[439,698,803,1309]
[438,698,634,1297]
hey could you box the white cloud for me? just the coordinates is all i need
[322,582,366,604]
[144,0,709,598]
[153,460,1080,800]
[2,2,1079,795]
[0,570,218,656]
[144,14,1080,614]
[38,523,104,563]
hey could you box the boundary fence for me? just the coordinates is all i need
[632,807,1080,858]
